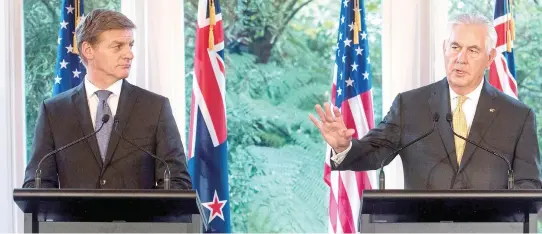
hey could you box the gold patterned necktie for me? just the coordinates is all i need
[453,95,468,164]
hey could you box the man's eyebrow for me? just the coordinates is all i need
[110,40,134,45]
[467,45,482,50]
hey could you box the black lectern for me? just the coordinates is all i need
[360,190,542,233]
[13,189,207,233]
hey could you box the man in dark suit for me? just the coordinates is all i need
[23,9,192,189]
[309,13,541,190]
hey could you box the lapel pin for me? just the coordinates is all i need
[489,108,495,112]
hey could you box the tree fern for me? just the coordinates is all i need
[232,145,327,233]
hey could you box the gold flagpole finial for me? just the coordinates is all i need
[73,0,81,54]
[506,0,514,52]
[509,0,515,41]
[353,0,361,44]
[208,0,216,50]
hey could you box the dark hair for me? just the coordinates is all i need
[75,9,136,63]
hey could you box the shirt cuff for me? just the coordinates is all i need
[330,142,352,165]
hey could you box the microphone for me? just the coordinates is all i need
[378,113,440,190]
[445,113,514,189]
[112,118,171,190]
[35,114,110,189]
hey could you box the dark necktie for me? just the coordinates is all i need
[95,90,113,162]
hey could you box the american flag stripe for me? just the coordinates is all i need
[328,165,340,233]
[337,175,356,233]
[341,170,362,228]
[324,1,374,233]
[348,97,371,138]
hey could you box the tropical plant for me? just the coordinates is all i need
[184,0,383,232]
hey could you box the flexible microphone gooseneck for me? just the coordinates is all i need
[112,118,171,189]
[35,114,110,188]
[378,113,440,190]
[445,113,513,189]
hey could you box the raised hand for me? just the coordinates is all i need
[309,102,355,153]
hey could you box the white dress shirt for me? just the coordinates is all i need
[85,77,123,128]
[330,79,485,165]
[449,79,484,131]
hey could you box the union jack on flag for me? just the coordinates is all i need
[323,0,373,233]
[488,0,518,98]
[188,0,230,232]
[53,0,86,96]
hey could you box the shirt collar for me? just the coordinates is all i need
[85,76,123,99]
[449,78,484,102]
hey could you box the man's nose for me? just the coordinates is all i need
[455,50,467,64]
[124,50,134,60]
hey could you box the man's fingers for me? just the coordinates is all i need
[308,114,323,129]
[323,103,335,122]
[315,104,327,123]
[333,106,342,119]
[344,128,356,137]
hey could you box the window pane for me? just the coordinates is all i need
[24,0,120,160]
[184,0,382,232]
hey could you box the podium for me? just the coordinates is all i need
[360,190,542,233]
[13,189,207,233]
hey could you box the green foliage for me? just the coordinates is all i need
[230,145,327,233]
[24,0,121,158]
[185,0,383,232]
[24,0,61,156]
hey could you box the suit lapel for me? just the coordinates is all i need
[458,81,498,172]
[102,80,139,168]
[71,82,103,168]
[428,78,459,172]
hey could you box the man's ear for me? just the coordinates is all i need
[487,48,496,67]
[81,41,93,62]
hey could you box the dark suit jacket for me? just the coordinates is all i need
[23,80,192,189]
[333,78,541,189]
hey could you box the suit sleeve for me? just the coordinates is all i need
[154,98,192,189]
[512,108,542,189]
[332,94,403,171]
[22,101,59,188]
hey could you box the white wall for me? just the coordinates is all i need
[121,0,186,144]
[381,0,448,189]
[1,0,26,232]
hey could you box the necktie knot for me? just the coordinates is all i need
[95,90,112,102]
[457,95,467,107]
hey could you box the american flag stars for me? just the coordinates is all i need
[325,0,374,232]
[53,0,86,95]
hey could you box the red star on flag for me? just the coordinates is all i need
[201,190,227,223]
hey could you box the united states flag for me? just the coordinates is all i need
[53,0,86,95]
[188,0,230,233]
[323,0,373,233]
[488,0,517,98]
